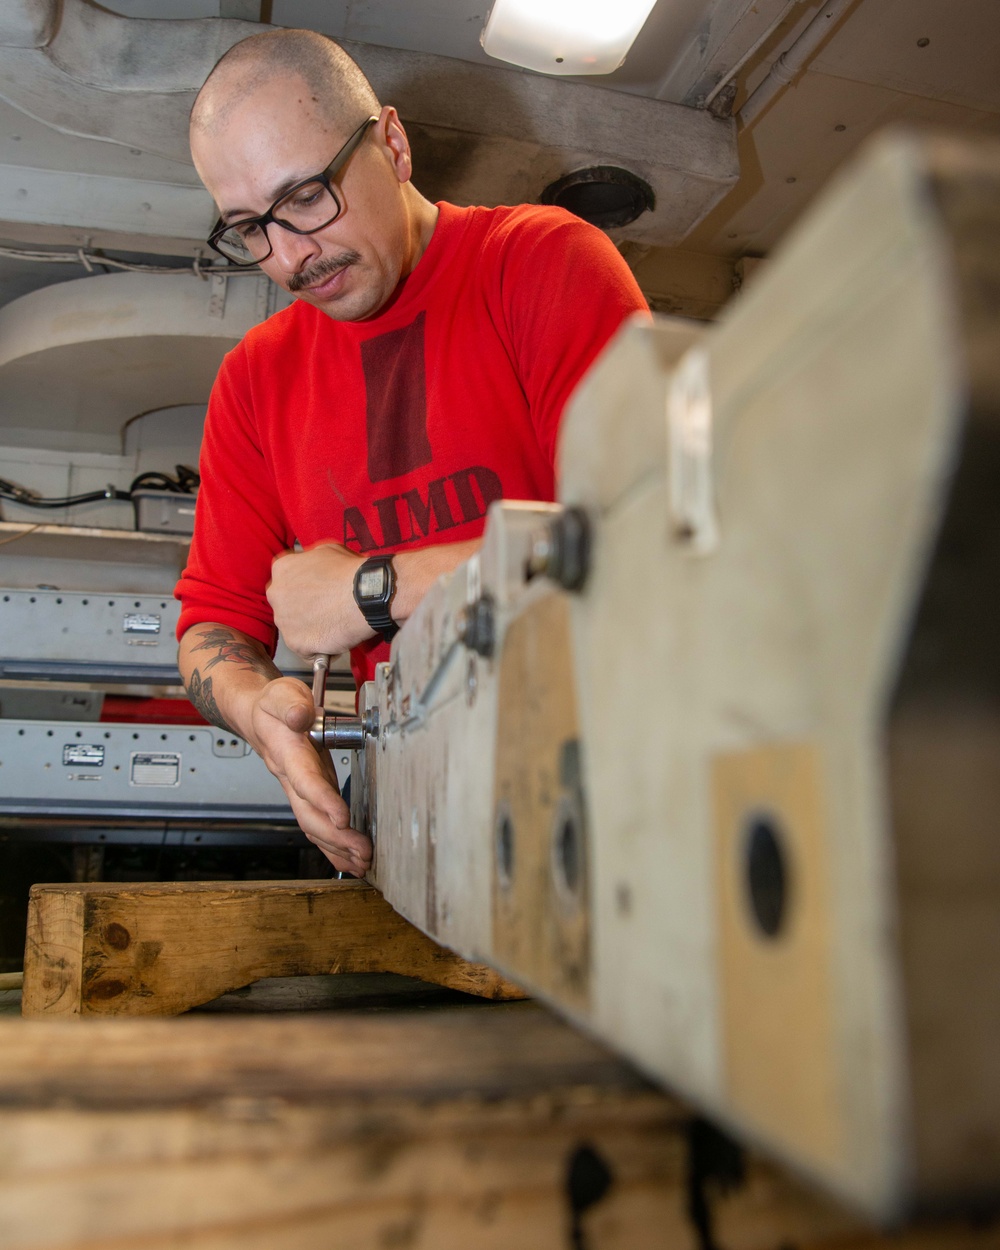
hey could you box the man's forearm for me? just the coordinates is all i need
[390,540,481,624]
[178,623,280,741]
[265,538,484,661]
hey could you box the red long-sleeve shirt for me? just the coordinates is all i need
[176,201,648,687]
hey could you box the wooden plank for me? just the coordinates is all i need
[0,1007,993,1250]
[21,879,524,1018]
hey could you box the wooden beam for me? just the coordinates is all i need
[21,879,525,1018]
[618,242,738,320]
[0,1007,992,1250]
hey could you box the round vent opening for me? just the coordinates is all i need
[540,166,655,229]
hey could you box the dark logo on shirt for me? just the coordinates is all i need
[343,465,502,553]
[345,313,504,549]
[362,311,432,483]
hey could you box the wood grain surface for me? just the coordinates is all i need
[0,1005,994,1250]
[21,879,525,1017]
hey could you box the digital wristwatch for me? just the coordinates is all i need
[353,555,399,643]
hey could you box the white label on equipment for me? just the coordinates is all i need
[124,613,161,634]
[666,345,718,555]
[130,751,180,787]
[63,744,104,767]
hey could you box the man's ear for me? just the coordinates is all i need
[378,105,413,185]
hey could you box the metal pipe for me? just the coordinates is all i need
[739,0,854,128]
[309,707,379,751]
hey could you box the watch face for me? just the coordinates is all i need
[358,566,388,601]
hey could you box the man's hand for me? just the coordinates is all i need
[178,623,372,874]
[267,542,373,659]
[240,676,372,874]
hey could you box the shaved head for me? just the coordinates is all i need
[191,29,380,137]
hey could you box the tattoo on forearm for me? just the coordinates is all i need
[190,627,280,678]
[187,667,238,736]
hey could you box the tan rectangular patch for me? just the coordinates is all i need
[713,743,844,1171]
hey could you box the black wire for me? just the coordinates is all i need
[0,464,199,511]
[129,465,200,494]
[0,480,129,508]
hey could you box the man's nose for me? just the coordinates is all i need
[267,223,322,274]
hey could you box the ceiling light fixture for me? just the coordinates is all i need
[480,0,658,76]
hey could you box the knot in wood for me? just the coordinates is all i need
[103,923,132,950]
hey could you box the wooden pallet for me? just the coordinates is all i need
[21,878,524,1017]
[1,1002,996,1250]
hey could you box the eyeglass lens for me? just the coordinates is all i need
[215,182,341,263]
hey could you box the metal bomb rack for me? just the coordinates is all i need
[0,523,352,848]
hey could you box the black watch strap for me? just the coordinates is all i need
[353,556,399,643]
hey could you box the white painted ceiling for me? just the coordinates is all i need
[1,0,998,310]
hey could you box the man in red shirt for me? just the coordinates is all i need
[177,28,647,874]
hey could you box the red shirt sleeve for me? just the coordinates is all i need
[495,208,650,467]
[175,343,294,650]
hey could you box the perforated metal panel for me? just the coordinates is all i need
[0,718,352,820]
[0,585,348,684]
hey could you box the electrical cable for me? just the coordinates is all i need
[0,523,43,547]
[0,465,199,512]
[0,243,259,278]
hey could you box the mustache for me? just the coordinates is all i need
[288,251,361,293]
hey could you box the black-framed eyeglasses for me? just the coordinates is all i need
[207,115,378,266]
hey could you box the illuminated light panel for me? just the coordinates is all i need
[480,0,658,75]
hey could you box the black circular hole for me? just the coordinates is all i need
[540,165,655,230]
[556,813,581,894]
[745,815,788,938]
[495,806,514,886]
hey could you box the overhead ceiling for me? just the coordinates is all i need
[689,0,1000,255]
[1,0,998,320]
